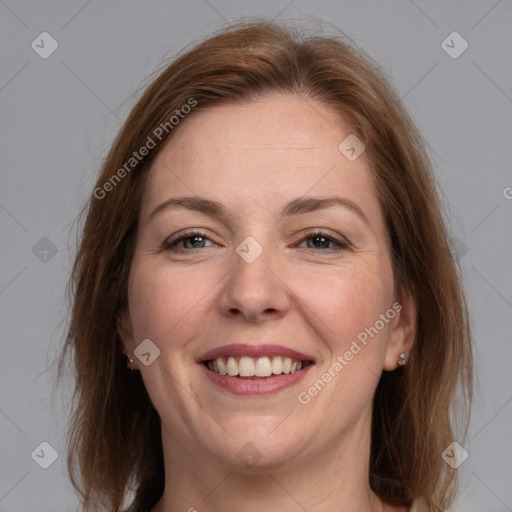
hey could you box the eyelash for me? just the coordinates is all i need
[162,229,349,254]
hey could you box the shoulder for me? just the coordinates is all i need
[383,497,430,512]
[409,496,431,512]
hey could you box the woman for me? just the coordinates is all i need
[58,19,473,512]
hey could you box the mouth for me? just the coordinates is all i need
[197,344,316,395]
[203,355,314,379]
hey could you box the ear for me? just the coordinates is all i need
[117,307,135,356]
[383,285,417,371]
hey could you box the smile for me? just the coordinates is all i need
[204,355,312,378]
[198,344,316,395]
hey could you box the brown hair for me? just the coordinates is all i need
[57,18,473,512]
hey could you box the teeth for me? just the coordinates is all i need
[239,356,255,377]
[255,356,272,377]
[206,355,308,378]
[217,358,228,375]
[227,356,238,376]
[271,356,283,375]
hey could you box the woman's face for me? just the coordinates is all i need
[120,93,414,471]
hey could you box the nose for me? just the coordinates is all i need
[218,242,290,323]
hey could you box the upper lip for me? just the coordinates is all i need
[197,344,316,363]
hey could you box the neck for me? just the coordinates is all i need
[152,412,386,512]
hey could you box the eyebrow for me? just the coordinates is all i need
[149,195,371,227]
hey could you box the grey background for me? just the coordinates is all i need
[1,1,511,511]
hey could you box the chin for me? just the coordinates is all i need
[204,419,309,471]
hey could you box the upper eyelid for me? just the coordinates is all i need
[165,228,349,249]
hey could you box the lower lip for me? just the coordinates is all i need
[200,362,314,395]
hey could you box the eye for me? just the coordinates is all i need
[162,228,350,255]
[297,229,349,252]
[162,230,216,253]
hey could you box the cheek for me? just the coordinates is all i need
[127,244,395,354]
[127,259,211,344]
[292,259,394,356]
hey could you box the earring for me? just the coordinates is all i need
[397,352,409,366]
[127,354,134,367]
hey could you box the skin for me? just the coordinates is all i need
[119,93,416,512]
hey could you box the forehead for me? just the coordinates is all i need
[141,93,383,228]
